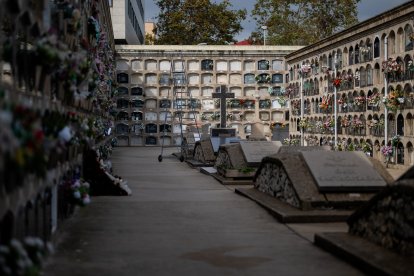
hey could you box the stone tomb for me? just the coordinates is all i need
[191,137,239,167]
[213,140,282,183]
[251,151,393,211]
[315,172,414,275]
[236,150,394,222]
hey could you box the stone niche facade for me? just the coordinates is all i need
[114,45,302,146]
[286,1,414,171]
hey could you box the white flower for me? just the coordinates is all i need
[82,195,91,205]
[73,190,81,199]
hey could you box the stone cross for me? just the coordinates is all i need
[212,85,234,128]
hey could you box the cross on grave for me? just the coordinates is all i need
[212,85,234,128]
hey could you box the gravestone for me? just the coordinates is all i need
[302,151,387,193]
[193,139,216,165]
[239,140,282,166]
[211,128,236,138]
[251,151,393,211]
[201,124,210,140]
[210,136,240,153]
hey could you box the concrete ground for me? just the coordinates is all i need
[43,147,364,276]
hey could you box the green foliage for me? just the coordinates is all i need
[154,0,246,45]
[251,0,360,45]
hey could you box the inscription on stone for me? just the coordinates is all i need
[301,151,386,192]
[240,141,282,166]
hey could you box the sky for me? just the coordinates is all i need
[144,0,409,41]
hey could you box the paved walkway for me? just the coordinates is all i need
[43,147,363,276]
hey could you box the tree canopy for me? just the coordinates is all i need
[153,0,246,45]
[251,0,360,45]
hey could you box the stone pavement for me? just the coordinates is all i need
[43,147,363,276]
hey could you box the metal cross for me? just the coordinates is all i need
[212,85,234,128]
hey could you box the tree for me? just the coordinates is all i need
[251,0,360,45]
[154,0,246,45]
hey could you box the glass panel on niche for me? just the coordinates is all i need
[173,73,186,85]
[117,99,129,108]
[201,59,214,70]
[259,112,270,121]
[145,87,157,97]
[145,123,158,133]
[174,99,187,108]
[188,74,199,85]
[159,99,171,108]
[201,74,213,84]
[145,136,157,145]
[217,74,227,84]
[230,87,242,97]
[159,74,170,85]
[160,124,172,133]
[116,123,129,134]
[116,111,129,121]
[117,73,129,83]
[130,100,144,108]
[272,74,283,83]
[131,112,143,121]
[258,60,270,70]
[117,87,128,96]
[131,87,143,96]
[131,123,144,134]
[244,74,255,84]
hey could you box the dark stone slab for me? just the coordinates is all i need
[315,232,414,276]
[240,141,282,166]
[302,151,387,193]
[211,128,236,137]
[200,140,215,162]
[235,188,352,223]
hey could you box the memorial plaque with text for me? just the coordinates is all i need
[302,151,387,192]
[240,141,282,166]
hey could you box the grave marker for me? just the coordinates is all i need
[240,141,282,166]
[212,85,234,128]
[301,151,387,192]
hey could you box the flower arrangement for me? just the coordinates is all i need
[341,117,351,127]
[332,78,342,88]
[341,74,353,83]
[367,93,381,106]
[259,99,271,108]
[283,138,300,146]
[381,145,393,157]
[298,119,309,129]
[276,96,287,106]
[382,58,402,75]
[255,74,271,83]
[319,95,332,110]
[383,88,404,111]
[70,179,91,206]
[351,118,364,129]
[0,237,53,276]
[408,60,414,71]
[361,141,372,153]
[409,33,414,42]
[360,46,371,55]
[391,135,401,147]
[354,96,366,107]
[323,118,334,129]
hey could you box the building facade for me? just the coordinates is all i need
[114,45,302,146]
[110,0,145,44]
[285,1,414,169]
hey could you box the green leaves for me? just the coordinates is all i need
[154,0,246,45]
[251,0,360,45]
